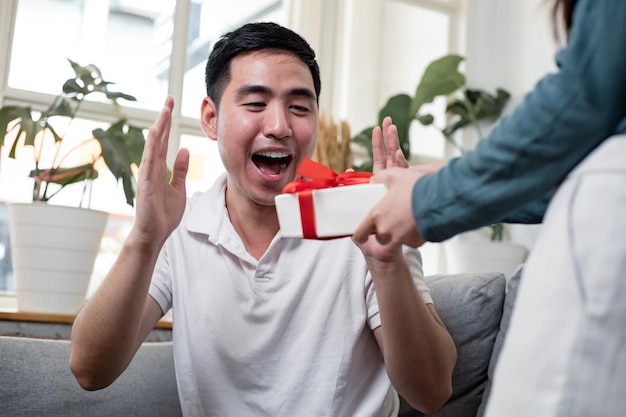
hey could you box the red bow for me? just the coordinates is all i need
[281,158,372,238]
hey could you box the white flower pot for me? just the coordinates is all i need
[444,238,529,278]
[8,202,109,315]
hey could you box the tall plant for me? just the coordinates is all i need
[351,54,511,240]
[352,54,510,168]
[0,59,145,207]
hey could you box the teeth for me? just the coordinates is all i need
[256,151,289,158]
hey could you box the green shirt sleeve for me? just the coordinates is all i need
[413,0,626,242]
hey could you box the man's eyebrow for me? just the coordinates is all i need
[236,84,271,97]
[290,87,317,101]
[236,85,316,101]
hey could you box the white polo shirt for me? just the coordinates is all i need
[149,174,432,417]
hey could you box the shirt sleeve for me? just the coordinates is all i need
[412,0,626,242]
[405,246,433,305]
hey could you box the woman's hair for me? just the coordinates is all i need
[551,0,578,40]
[204,22,321,110]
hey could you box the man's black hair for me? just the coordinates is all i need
[205,22,321,110]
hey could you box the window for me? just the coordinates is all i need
[0,0,287,296]
[1,0,288,212]
[0,0,464,295]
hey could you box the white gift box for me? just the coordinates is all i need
[275,183,387,239]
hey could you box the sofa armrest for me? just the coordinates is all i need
[0,336,182,417]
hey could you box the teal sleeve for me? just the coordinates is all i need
[413,0,626,242]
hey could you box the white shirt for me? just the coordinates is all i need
[485,136,626,417]
[149,174,432,417]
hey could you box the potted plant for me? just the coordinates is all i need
[351,54,527,277]
[0,59,146,314]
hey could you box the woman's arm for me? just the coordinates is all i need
[414,0,626,242]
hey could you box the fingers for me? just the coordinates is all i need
[170,148,190,190]
[372,116,408,171]
[353,212,377,244]
[157,97,174,160]
[141,97,175,182]
[395,149,409,168]
[369,167,397,185]
[371,125,386,173]
[381,117,399,167]
[145,97,173,151]
[353,207,393,246]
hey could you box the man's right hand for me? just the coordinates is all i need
[133,96,189,251]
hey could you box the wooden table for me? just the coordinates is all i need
[0,310,172,341]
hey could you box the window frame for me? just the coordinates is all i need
[0,0,465,167]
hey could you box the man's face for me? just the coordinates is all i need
[202,49,318,207]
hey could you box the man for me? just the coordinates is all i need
[70,22,456,416]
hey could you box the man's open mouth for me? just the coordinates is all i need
[252,151,293,175]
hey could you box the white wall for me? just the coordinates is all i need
[465,0,557,112]
[465,0,559,249]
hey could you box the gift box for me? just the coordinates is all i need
[275,158,387,239]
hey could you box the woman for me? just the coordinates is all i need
[355,0,626,415]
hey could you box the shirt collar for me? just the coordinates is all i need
[184,172,227,236]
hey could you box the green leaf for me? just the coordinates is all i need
[443,88,511,137]
[351,126,374,158]
[0,105,32,149]
[93,120,145,206]
[68,59,100,94]
[442,99,472,136]
[29,164,98,186]
[411,54,465,117]
[64,59,137,103]
[416,114,434,126]
[42,97,76,119]
[471,88,511,119]
[104,91,137,102]
[0,105,51,154]
[123,125,147,166]
[62,78,89,97]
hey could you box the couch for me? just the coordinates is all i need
[0,268,521,417]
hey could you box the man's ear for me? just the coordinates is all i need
[200,97,218,141]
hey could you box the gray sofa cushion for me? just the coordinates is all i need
[0,337,182,417]
[400,272,506,417]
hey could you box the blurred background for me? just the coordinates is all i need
[0,0,555,297]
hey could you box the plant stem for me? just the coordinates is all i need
[490,223,505,241]
[444,134,466,156]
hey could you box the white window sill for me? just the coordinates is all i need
[0,293,17,311]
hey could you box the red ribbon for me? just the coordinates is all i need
[281,158,372,238]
